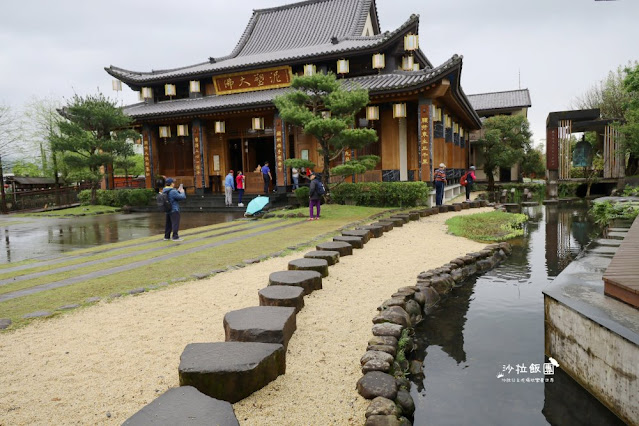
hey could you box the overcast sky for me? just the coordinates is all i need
[2,0,638,150]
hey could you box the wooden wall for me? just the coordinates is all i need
[381,109,399,170]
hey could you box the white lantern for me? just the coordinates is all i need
[304,64,316,76]
[159,126,171,138]
[337,59,350,74]
[112,80,122,91]
[404,33,419,51]
[214,121,226,134]
[189,80,200,93]
[252,117,264,131]
[366,106,379,121]
[177,124,189,137]
[372,53,385,70]
[165,84,176,96]
[454,122,459,133]
[393,103,407,119]
[141,87,153,99]
[460,128,464,137]
[401,55,414,71]
[435,107,442,121]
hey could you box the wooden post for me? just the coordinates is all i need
[418,101,432,182]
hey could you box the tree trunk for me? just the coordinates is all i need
[321,142,331,191]
[487,171,496,192]
[52,152,61,206]
[0,155,6,214]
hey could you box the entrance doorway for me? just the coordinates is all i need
[248,137,276,182]
[228,139,243,173]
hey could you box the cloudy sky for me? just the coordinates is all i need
[2,0,638,149]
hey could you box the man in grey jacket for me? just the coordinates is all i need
[163,178,186,241]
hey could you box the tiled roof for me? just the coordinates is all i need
[123,55,464,119]
[105,0,425,84]
[467,89,531,112]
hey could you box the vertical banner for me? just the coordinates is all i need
[546,127,558,171]
[142,128,152,189]
[419,103,431,181]
[275,118,285,187]
[192,123,203,189]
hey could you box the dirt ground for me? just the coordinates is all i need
[0,208,490,425]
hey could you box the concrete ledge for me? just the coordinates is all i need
[123,386,239,425]
[179,342,285,404]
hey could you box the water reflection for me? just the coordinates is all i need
[410,203,623,425]
[0,212,243,264]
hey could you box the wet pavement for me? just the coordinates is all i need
[0,212,244,264]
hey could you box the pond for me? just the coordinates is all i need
[0,212,244,264]
[410,203,625,425]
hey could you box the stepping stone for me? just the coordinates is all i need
[407,211,420,220]
[304,250,340,265]
[371,221,394,232]
[86,297,101,303]
[470,201,481,208]
[383,217,403,227]
[333,235,364,249]
[439,206,448,213]
[342,229,371,243]
[0,319,11,329]
[22,311,51,319]
[57,304,80,310]
[259,286,305,313]
[461,202,470,209]
[288,258,329,278]
[316,241,353,256]
[451,204,463,211]
[179,342,285,404]
[224,306,297,349]
[122,386,239,425]
[356,225,384,238]
[447,205,457,212]
[389,214,410,223]
[413,209,429,218]
[269,270,322,295]
[429,207,440,215]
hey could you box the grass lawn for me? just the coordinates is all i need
[14,205,121,217]
[446,211,527,242]
[0,204,390,330]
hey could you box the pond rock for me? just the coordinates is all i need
[357,371,398,400]
[395,389,415,416]
[365,415,401,426]
[362,359,392,374]
[366,345,397,358]
[361,350,395,366]
[365,396,399,418]
[368,335,398,347]
[372,306,411,328]
[379,298,406,311]
[404,299,422,324]
[372,323,404,338]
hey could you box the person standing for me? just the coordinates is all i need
[163,178,186,241]
[465,165,476,202]
[261,161,272,194]
[236,170,245,207]
[308,172,322,221]
[291,167,299,189]
[224,170,234,207]
[434,163,447,206]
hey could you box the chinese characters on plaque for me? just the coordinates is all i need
[419,105,430,167]
[214,66,293,95]
[143,131,151,184]
[192,126,202,188]
[275,119,284,185]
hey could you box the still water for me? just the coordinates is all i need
[0,212,244,264]
[411,203,625,426]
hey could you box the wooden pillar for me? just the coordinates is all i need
[418,100,432,182]
[142,124,153,189]
[192,119,205,194]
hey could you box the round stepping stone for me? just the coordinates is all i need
[371,221,393,232]
[356,225,384,238]
[123,386,239,425]
[316,241,353,256]
[438,206,449,213]
[470,201,481,208]
[429,207,440,215]
[333,235,364,249]
[224,306,297,349]
[389,214,410,223]
[342,229,371,243]
[413,209,429,217]
[480,200,488,207]
[288,258,329,277]
[461,202,470,209]
[269,270,322,294]
[304,250,340,265]
[407,211,420,220]
[259,286,305,313]
[384,217,403,227]
[451,204,462,211]
[179,342,285,404]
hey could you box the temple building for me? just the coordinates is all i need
[106,0,481,194]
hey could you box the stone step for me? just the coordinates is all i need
[342,229,372,243]
[356,225,384,238]
[269,270,323,294]
[123,386,239,425]
[288,258,329,277]
[383,217,403,227]
[371,221,393,232]
[224,306,297,349]
[389,214,410,223]
[316,241,353,256]
[304,250,340,265]
[259,285,305,313]
[333,235,365,248]
[179,342,285,404]
[438,206,449,213]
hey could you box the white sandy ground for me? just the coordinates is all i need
[0,208,491,426]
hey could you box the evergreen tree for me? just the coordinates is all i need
[274,73,378,187]
[52,93,136,204]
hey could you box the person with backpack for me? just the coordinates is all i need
[464,165,476,202]
[434,163,447,206]
[224,170,235,207]
[162,178,186,241]
[308,172,324,221]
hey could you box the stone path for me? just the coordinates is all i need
[0,220,299,302]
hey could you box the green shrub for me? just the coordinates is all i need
[294,186,310,205]
[589,200,639,227]
[78,189,155,207]
[331,182,429,207]
[558,182,581,197]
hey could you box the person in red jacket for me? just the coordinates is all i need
[465,165,476,202]
[236,170,245,207]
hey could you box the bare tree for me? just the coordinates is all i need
[0,105,22,213]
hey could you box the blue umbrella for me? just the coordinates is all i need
[245,196,270,216]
